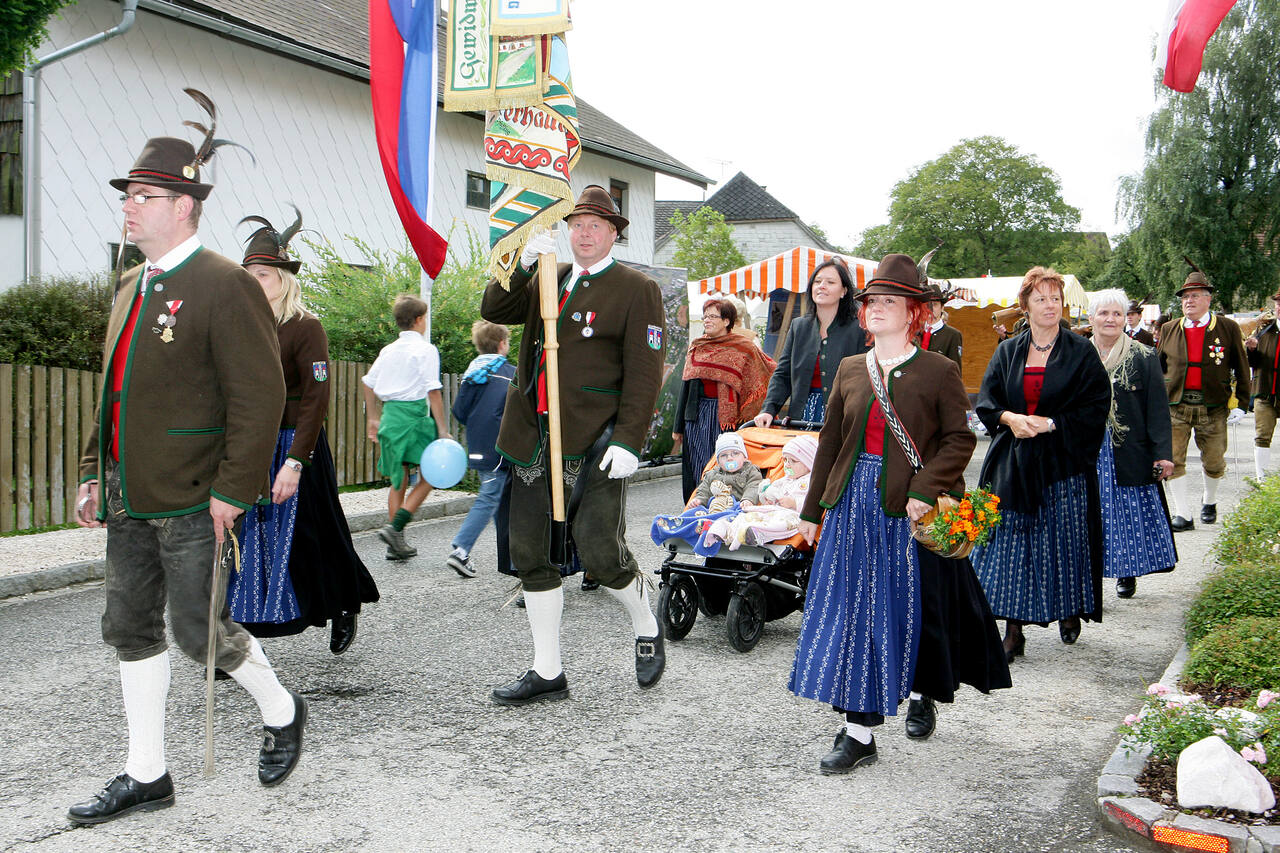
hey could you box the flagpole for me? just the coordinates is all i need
[538,251,567,532]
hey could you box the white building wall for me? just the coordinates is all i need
[654,218,822,269]
[12,0,657,291]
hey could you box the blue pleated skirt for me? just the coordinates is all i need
[1097,430,1177,578]
[788,453,920,716]
[228,429,300,624]
[686,397,722,480]
[800,387,826,423]
[972,473,1095,623]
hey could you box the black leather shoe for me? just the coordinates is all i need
[258,691,307,787]
[1116,577,1137,598]
[580,574,600,591]
[329,613,357,655]
[492,669,569,705]
[905,696,937,740]
[635,626,666,689]
[1170,515,1194,532]
[1200,504,1217,524]
[819,729,878,774]
[1059,616,1081,645]
[68,773,175,825]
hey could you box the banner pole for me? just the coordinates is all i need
[538,253,567,526]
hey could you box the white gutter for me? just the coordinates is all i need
[22,0,138,283]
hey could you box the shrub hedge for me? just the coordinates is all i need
[1182,616,1280,690]
[0,275,113,371]
[1184,561,1280,646]
[1213,473,1280,566]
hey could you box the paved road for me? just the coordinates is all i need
[0,439,1258,852]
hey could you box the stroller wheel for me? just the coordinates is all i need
[658,574,699,640]
[725,583,767,652]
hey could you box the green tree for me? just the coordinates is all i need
[668,207,746,280]
[1119,0,1280,312]
[1049,233,1113,287]
[861,136,1081,277]
[1,1,72,75]
[852,223,899,261]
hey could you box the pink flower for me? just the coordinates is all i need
[1258,690,1278,710]
[1167,702,1183,710]
[1124,714,1139,725]
[1240,743,1268,765]
[1213,727,1228,737]
[1147,683,1171,696]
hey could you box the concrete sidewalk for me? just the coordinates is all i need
[0,462,681,600]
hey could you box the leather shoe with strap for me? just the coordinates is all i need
[492,669,569,705]
[1169,515,1194,532]
[1200,504,1217,524]
[635,625,665,689]
[259,691,307,786]
[819,729,878,774]
[68,772,175,825]
[330,613,357,655]
[905,696,937,740]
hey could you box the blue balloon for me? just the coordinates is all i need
[419,438,468,489]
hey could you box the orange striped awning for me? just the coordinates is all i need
[696,248,879,297]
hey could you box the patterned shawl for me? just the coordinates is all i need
[1093,331,1139,446]
[682,331,776,429]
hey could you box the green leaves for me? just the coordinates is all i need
[0,275,112,370]
[0,1,73,76]
[668,207,746,282]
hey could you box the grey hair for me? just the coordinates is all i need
[1088,288,1130,319]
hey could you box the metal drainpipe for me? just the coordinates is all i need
[22,0,138,283]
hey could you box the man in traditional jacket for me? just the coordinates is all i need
[481,186,667,704]
[1126,298,1156,346]
[1156,267,1250,531]
[69,115,305,825]
[919,284,964,375]
[1245,290,1280,480]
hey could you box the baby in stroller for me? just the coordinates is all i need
[703,434,817,550]
[651,433,762,553]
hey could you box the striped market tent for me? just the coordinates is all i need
[696,248,880,296]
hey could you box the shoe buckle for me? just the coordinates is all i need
[262,732,276,752]
[637,641,656,658]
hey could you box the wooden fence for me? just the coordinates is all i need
[0,362,464,534]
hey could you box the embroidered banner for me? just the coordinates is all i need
[485,33,579,287]
[492,0,571,37]
[445,1,563,110]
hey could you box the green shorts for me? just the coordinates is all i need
[376,399,437,489]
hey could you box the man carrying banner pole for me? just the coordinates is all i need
[481,189,668,703]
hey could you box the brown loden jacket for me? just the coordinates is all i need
[277,311,330,465]
[800,350,976,522]
[79,248,285,518]
[481,258,665,466]
[1157,314,1250,407]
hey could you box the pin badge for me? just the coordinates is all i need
[182,165,196,179]
[161,328,174,343]
[154,283,164,292]
[572,312,582,322]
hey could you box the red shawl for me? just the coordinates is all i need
[682,332,776,429]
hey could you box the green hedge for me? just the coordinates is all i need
[1182,616,1280,690]
[0,276,112,371]
[1184,561,1280,646]
[1213,474,1280,565]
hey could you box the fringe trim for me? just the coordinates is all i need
[487,197,570,289]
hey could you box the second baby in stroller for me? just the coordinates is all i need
[703,434,818,549]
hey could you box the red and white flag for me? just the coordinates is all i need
[1156,0,1237,92]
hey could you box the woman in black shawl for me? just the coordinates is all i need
[972,267,1110,662]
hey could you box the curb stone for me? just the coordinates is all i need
[0,463,682,601]
[1096,642,1277,852]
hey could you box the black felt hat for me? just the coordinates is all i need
[856,253,928,300]
[240,207,303,274]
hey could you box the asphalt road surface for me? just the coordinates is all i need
[0,442,1254,852]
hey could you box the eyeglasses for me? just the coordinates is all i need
[120,193,180,205]
[702,314,722,320]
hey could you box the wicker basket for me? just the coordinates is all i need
[911,495,976,559]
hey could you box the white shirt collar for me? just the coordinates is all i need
[1183,314,1210,329]
[928,319,944,333]
[574,254,615,279]
[148,234,202,271]
[398,330,426,343]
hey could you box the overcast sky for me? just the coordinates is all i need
[565,0,1168,250]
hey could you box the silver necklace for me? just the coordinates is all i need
[876,346,915,369]
[1031,334,1058,353]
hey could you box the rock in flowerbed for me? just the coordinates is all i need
[1176,735,1275,813]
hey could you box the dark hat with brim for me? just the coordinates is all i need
[855,253,928,301]
[565,185,628,236]
[924,283,947,303]
[1175,270,1214,297]
[240,209,303,274]
[109,137,213,200]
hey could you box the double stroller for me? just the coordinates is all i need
[653,424,820,652]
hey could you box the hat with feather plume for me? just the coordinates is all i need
[1175,256,1214,295]
[239,206,303,274]
[110,88,252,200]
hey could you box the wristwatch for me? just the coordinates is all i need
[284,459,303,472]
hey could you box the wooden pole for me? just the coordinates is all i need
[537,253,566,523]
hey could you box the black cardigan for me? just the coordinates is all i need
[760,314,868,420]
[1107,345,1174,487]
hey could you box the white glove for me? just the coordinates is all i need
[598,445,639,479]
[519,230,559,268]
[1227,408,1246,425]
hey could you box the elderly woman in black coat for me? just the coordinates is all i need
[1087,289,1177,598]
[754,259,868,427]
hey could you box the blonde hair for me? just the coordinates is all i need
[272,267,306,325]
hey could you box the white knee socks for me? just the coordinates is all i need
[1203,476,1221,506]
[1257,447,1272,480]
[605,576,659,638]
[120,652,170,784]
[1169,476,1190,519]
[844,722,873,744]
[524,587,564,679]
[227,636,295,727]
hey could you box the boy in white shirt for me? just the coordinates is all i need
[361,294,451,559]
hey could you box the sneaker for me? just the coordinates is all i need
[446,547,476,578]
[379,524,417,560]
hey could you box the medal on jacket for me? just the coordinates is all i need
[582,311,596,337]
[1208,343,1224,364]
[156,300,183,343]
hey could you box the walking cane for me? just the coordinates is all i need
[538,252,570,567]
[204,533,239,776]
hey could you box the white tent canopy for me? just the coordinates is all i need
[944,275,1089,313]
